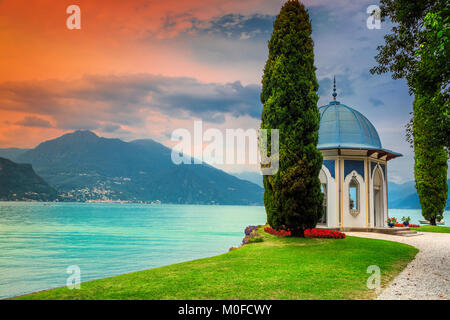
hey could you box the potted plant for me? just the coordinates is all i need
[386,217,397,228]
[401,216,411,226]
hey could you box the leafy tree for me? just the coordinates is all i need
[371,0,449,225]
[260,0,323,237]
[413,11,450,156]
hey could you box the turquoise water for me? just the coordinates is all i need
[0,202,266,299]
[389,209,449,226]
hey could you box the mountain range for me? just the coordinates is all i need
[388,179,450,210]
[0,130,263,205]
[0,157,57,201]
[0,130,448,208]
[231,172,450,210]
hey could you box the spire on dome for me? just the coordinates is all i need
[332,76,337,101]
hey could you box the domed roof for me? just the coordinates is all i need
[318,101,382,150]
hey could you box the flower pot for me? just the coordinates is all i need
[403,222,409,226]
[388,223,394,228]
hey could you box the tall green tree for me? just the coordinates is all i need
[413,93,448,225]
[370,0,449,225]
[260,0,323,237]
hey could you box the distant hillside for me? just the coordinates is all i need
[0,148,30,162]
[231,171,263,187]
[388,180,450,210]
[0,157,57,201]
[15,130,263,205]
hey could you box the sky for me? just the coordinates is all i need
[0,0,447,183]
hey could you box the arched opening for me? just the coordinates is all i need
[319,169,327,225]
[373,167,384,227]
[349,177,360,216]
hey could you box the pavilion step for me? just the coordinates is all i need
[393,230,420,237]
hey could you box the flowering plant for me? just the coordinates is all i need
[264,226,291,237]
[244,226,258,236]
[386,217,397,225]
[242,226,263,245]
[401,216,411,223]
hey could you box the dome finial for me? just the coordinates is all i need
[332,75,337,101]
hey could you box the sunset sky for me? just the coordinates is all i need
[1,0,446,182]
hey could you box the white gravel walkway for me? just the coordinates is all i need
[346,231,450,300]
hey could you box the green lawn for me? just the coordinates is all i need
[16,226,418,300]
[411,225,450,233]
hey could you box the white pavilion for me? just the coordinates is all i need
[317,79,401,229]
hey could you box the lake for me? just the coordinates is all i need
[389,209,448,226]
[0,202,447,299]
[0,202,266,299]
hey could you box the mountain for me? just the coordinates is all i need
[231,171,263,187]
[388,180,450,210]
[15,130,263,205]
[0,148,30,162]
[0,157,57,201]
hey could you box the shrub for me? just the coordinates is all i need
[247,236,264,244]
[242,226,264,245]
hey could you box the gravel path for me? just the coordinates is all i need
[346,231,450,300]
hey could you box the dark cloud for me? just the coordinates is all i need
[15,116,53,128]
[318,74,355,102]
[0,74,262,130]
[187,14,274,40]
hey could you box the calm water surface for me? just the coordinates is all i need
[389,209,448,226]
[0,202,266,299]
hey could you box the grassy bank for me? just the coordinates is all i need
[411,225,450,233]
[17,226,417,300]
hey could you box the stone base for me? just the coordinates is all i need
[317,226,420,237]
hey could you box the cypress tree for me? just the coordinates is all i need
[413,92,448,225]
[260,0,323,237]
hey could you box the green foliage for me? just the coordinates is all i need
[246,236,264,243]
[413,93,448,225]
[371,0,448,90]
[372,0,449,153]
[371,0,449,224]
[261,0,323,236]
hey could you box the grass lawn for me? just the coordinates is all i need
[16,226,418,300]
[410,225,450,233]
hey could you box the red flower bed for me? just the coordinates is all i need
[264,227,345,239]
[305,228,346,239]
[264,227,291,237]
[394,224,420,228]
